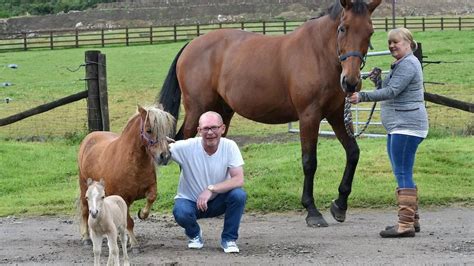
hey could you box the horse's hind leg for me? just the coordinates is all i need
[326,109,360,222]
[216,101,234,137]
[126,213,140,254]
[79,187,92,245]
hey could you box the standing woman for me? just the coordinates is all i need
[349,27,428,238]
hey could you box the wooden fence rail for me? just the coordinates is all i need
[0,50,109,132]
[0,16,473,52]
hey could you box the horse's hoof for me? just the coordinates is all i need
[330,200,346,223]
[82,239,92,246]
[137,209,148,220]
[306,214,328,227]
[132,246,141,254]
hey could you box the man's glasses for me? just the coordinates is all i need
[200,125,222,133]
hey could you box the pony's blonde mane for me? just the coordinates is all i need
[143,105,176,139]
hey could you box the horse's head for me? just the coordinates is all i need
[336,0,381,94]
[138,104,176,165]
[85,178,105,219]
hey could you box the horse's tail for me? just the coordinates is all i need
[156,43,189,135]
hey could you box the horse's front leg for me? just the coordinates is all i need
[106,231,120,266]
[90,232,102,266]
[326,109,360,222]
[138,185,157,220]
[299,117,328,227]
[119,227,130,266]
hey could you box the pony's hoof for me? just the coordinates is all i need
[306,214,328,227]
[137,209,149,220]
[82,239,92,246]
[330,200,346,223]
[132,246,141,254]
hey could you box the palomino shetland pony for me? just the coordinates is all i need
[78,105,175,252]
[158,0,382,227]
[86,178,129,266]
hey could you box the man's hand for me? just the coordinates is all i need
[196,189,213,212]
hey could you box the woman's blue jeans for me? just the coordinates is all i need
[173,188,246,242]
[387,134,424,188]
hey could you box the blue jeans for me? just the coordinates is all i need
[387,134,424,188]
[173,188,247,242]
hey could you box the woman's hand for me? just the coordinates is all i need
[348,92,360,104]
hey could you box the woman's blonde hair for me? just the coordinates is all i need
[388,27,418,51]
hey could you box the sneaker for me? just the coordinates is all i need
[221,240,239,253]
[188,230,204,249]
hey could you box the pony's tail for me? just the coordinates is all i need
[156,43,189,132]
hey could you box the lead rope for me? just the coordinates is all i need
[344,67,382,139]
[344,97,377,138]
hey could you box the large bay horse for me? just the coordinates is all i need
[78,105,175,252]
[157,0,381,227]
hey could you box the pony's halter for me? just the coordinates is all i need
[140,113,158,147]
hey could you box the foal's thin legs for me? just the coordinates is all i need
[90,232,102,266]
[106,232,120,266]
[120,227,130,266]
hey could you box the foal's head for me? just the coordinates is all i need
[138,105,176,165]
[332,0,381,93]
[85,178,106,219]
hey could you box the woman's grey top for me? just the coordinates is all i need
[359,52,428,137]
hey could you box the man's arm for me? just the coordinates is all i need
[196,166,244,211]
[209,166,244,194]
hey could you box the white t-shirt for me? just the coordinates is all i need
[170,137,244,202]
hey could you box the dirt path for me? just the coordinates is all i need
[1,207,473,265]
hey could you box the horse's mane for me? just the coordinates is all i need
[310,0,370,21]
[123,105,175,140]
[144,105,176,139]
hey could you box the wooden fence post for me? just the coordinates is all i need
[85,50,102,132]
[414,42,423,67]
[22,32,27,51]
[101,29,105,47]
[126,27,129,46]
[173,24,177,41]
[98,53,110,131]
[150,26,153,44]
[50,31,53,50]
[75,29,79,48]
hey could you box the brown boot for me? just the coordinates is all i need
[413,185,420,232]
[386,186,421,233]
[380,188,417,238]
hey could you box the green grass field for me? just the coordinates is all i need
[0,136,472,217]
[0,30,473,139]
